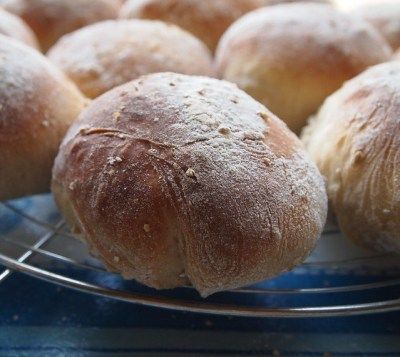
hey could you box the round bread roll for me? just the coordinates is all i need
[215,3,392,134]
[52,72,327,297]
[302,62,400,254]
[47,20,214,99]
[0,8,39,49]
[0,35,88,201]
[0,0,121,51]
[349,2,400,51]
[119,0,265,52]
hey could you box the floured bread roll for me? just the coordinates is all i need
[119,0,265,52]
[52,72,327,296]
[216,3,392,134]
[0,0,121,51]
[0,8,39,49]
[302,62,400,254]
[349,1,400,50]
[47,20,214,99]
[0,36,88,201]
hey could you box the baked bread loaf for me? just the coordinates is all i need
[0,0,121,51]
[52,72,327,296]
[119,0,265,52]
[47,20,214,99]
[215,3,392,134]
[0,35,88,201]
[302,62,400,254]
[349,1,400,51]
[0,8,39,49]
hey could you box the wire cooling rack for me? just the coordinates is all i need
[0,194,399,318]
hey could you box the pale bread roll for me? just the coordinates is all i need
[0,8,39,49]
[0,36,88,201]
[0,0,121,51]
[216,3,392,134]
[119,0,265,52]
[349,1,400,51]
[47,20,214,99]
[302,62,400,254]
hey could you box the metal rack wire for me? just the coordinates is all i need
[0,196,399,318]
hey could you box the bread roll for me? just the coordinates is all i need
[119,0,265,52]
[302,62,400,254]
[0,36,88,201]
[52,72,327,296]
[349,2,400,51]
[216,3,392,134]
[47,20,214,99]
[0,8,39,49]
[0,0,121,51]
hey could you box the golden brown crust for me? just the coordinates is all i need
[0,36,88,201]
[0,0,121,51]
[47,20,214,99]
[52,72,327,296]
[119,0,264,52]
[215,3,392,134]
[349,2,400,51]
[0,8,39,49]
[302,62,400,254]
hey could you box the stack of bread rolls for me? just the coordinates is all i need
[0,0,398,296]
